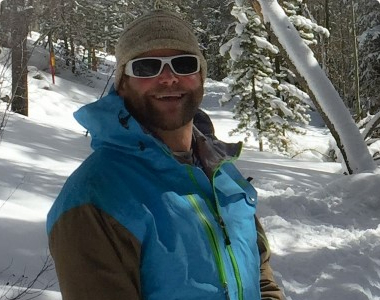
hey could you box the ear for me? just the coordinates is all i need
[117,75,128,98]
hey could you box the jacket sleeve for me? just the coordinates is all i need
[255,215,286,300]
[48,204,142,300]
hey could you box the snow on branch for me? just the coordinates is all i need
[256,0,376,173]
[362,111,380,141]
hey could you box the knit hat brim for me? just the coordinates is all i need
[114,10,207,90]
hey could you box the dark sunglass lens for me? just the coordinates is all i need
[132,59,162,77]
[172,56,198,74]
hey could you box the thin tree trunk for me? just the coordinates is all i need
[252,76,263,151]
[339,22,346,99]
[87,47,91,70]
[11,3,29,116]
[351,0,361,120]
[321,0,329,73]
[63,36,70,66]
[69,34,75,73]
[59,0,70,67]
[91,47,97,71]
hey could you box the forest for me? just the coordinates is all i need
[1,0,380,171]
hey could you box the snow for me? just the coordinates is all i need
[253,35,279,53]
[1,33,380,300]
[219,37,243,61]
[257,0,376,174]
[231,6,249,24]
[362,110,380,140]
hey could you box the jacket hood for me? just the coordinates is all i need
[74,89,243,174]
[74,90,170,154]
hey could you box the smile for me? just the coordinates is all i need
[154,93,185,100]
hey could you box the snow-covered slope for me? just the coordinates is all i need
[0,38,379,300]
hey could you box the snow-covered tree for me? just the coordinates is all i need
[357,0,380,114]
[189,0,233,80]
[221,4,281,152]
[283,0,329,45]
[256,0,376,173]
[221,1,312,153]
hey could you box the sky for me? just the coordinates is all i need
[0,32,380,300]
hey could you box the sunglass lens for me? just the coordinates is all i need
[132,59,162,77]
[172,56,198,75]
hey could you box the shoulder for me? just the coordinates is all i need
[46,148,145,236]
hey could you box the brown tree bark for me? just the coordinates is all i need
[351,0,361,120]
[11,2,30,116]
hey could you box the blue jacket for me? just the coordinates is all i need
[47,90,262,300]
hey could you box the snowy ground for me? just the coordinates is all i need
[0,37,380,300]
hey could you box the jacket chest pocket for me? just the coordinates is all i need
[214,169,257,214]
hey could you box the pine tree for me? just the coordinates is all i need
[356,0,380,114]
[283,0,329,46]
[221,1,314,153]
[221,3,288,152]
[188,0,233,80]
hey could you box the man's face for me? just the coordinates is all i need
[118,49,204,132]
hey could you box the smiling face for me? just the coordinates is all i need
[117,49,204,132]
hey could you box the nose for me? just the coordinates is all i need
[158,64,179,86]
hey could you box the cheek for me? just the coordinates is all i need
[127,78,155,94]
[181,73,202,89]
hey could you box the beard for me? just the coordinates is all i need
[122,81,204,132]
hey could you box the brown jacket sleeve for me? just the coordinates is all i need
[255,216,286,300]
[49,204,142,300]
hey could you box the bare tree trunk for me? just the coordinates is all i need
[91,47,98,71]
[351,0,361,120]
[339,22,346,99]
[321,0,329,73]
[87,47,91,70]
[68,23,76,74]
[11,2,30,116]
[325,0,329,31]
[63,35,70,66]
[252,76,264,151]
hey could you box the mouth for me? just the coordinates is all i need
[153,93,185,101]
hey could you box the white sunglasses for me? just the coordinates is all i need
[124,54,200,78]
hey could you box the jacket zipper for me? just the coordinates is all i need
[187,195,230,300]
[212,164,244,300]
[186,165,244,300]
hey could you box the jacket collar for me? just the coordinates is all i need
[193,126,242,179]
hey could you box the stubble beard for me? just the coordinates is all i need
[123,83,204,132]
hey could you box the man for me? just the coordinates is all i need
[47,10,285,300]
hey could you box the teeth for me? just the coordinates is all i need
[156,94,182,99]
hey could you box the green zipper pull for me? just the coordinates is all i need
[219,216,231,246]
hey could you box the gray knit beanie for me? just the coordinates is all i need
[114,10,207,90]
